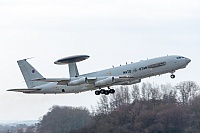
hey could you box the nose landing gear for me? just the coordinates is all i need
[170,70,176,79]
[170,74,175,79]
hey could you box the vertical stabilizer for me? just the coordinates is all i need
[68,63,79,77]
[17,60,46,88]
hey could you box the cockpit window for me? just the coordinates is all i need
[176,56,185,59]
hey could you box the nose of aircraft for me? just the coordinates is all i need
[185,57,191,64]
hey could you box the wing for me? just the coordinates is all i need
[31,76,138,87]
[7,88,41,93]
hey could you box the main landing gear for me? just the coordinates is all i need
[95,87,115,95]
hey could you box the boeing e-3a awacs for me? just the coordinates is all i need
[7,55,191,95]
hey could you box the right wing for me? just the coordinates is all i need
[7,89,41,93]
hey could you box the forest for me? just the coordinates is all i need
[5,81,200,133]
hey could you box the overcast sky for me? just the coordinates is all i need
[0,0,199,121]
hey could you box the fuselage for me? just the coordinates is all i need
[34,55,191,94]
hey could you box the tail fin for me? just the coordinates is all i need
[17,59,46,88]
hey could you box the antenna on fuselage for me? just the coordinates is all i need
[54,55,90,77]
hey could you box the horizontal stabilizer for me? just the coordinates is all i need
[7,89,41,93]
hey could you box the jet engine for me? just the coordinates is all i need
[95,77,115,87]
[68,77,86,86]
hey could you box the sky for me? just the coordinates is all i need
[0,0,199,121]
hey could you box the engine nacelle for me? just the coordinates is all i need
[68,77,86,86]
[95,77,115,87]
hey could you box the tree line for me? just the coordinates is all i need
[13,81,200,133]
[73,81,200,133]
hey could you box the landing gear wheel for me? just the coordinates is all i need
[109,89,115,94]
[100,89,106,94]
[170,74,175,79]
[105,90,110,95]
[95,90,100,95]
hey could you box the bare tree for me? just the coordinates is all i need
[161,83,177,104]
[96,95,110,114]
[109,89,121,110]
[109,86,131,111]
[120,86,131,104]
[161,83,173,95]
[131,84,140,102]
[176,81,199,104]
[150,83,162,100]
[141,82,151,101]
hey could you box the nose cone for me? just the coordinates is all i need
[185,58,191,64]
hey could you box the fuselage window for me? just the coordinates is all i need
[148,62,166,68]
